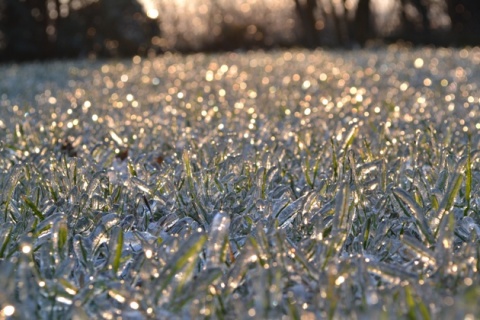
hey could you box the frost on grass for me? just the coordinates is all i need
[1,48,480,318]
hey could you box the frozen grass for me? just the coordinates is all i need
[1,47,480,319]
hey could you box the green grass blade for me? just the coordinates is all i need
[331,138,338,180]
[0,225,13,258]
[404,285,416,319]
[127,160,137,177]
[22,195,45,221]
[2,165,23,220]
[53,217,69,255]
[342,125,358,153]
[110,226,124,274]
[465,136,472,215]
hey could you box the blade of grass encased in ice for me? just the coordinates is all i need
[182,150,207,222]
[363,138,373,161]
[52,217,68,257]
[363,216,371,250]
[381,159,387,193]
[405,285,416,319]
[0,225,13,259]
[342,125,358,154]
[85,170,105,202]
[366,260,417,284]
[277,193,307,228]
[109,226,124,274]
[418,300,431,320]
[183,149,194,190]
[331,138,338,180]
[303,155,313,188]
[73,234,92,272]
[156,232,207,294]
[206,211,230,269]
[322,180,352,267]
[256,167,267,199]
[22,195,45,220]
[434,172,463,238]
[466,139,471,195]
[435,210,455,264]
[332,180,351,235]
[434,169,448,192]
[172,268,223,311]
[401,235,436,267]
[251,222,270,267]
[392,187,434,244]
[127,160,137,177]
[313,154,322,187]
[430,193,439,211]
[464,138,472,216]
[405,284,431,320]
[3,165,23,220]
[285,238,318,280]
[225,241,256,293]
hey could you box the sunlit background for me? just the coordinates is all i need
[0,0,478,61]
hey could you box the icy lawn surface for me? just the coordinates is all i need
[1,47,480,319]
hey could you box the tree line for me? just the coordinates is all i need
[0,0,479,62]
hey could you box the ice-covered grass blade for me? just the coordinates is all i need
[109,226,124,274]
[434,172,463,238]
[22,195,45,221]
[206,211,230,269]
[156,232,207,297]
[392,187,434,244]
[2,165,23,221]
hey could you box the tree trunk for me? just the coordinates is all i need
[353,0,370,46]
[293,0,319,48]
[331,0,349,47]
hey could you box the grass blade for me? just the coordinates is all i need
[342,125,358,153]
[2,165,23,220]
[276,193,308,228]
[22,195,45,221]
[465,137,472,216]
[392,187,434,244]
[332,180,351,236]
[206,211,230,269]
[0,225,13,259]
[156,232,207,295]
[434,172,463,237]
[109,226,124,274]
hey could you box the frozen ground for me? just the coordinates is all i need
[1,47,480,319]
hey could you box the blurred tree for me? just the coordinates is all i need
[397,0,431,43]
[0,0,50,60]
[293,0,319,48]
[330,0,350,47]
[0,0,161,61]
[353,0,371,46]
[73,0,161,57]
[293,0,374,48]
[447,0,480,44]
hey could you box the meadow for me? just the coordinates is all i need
[0,47,480,319]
